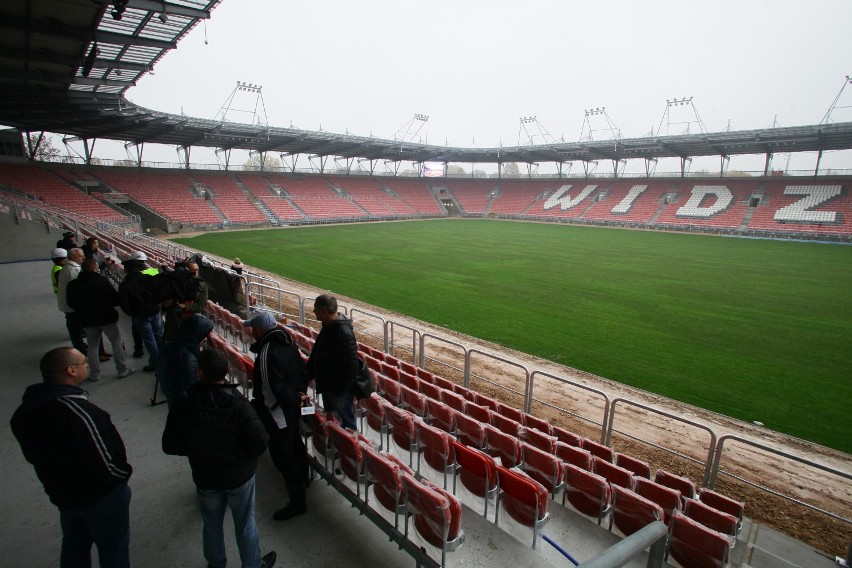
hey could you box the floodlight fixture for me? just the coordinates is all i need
[158,12,168,23]
[414,113,429,122]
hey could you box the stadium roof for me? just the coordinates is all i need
[2,0,852,168]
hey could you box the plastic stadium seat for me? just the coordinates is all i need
[583,438,615,463]
[496,402,524,424]
[496,465,550,550]
[610,485,664,537]
[303,410,333,470]
[385,404,419,469]
[454,410,487,450]
[684,498,739,538]
[552,425,583,447]
[358,393,389,450]
[634,477,682,525]
[491,412,522,438]
[555,442,593,471]
[698,489,745,533]
[361,443,407,528]
[453,384,478,403]
[379,375,402,406]
[520,442,564,495]
[426,398,455,434]
[381,362,401,382]
[398,370,420,391]
[432,374,456,392]
[365,354,383,374]
[399,360,418,377]
[482,424,522,468]
[593,457,635,490]
[655,469,697,503]
[439,389,468,413]
[400,473,464,567]
[518,426,557,454]
[415,368,435,383]
[399,384,428,418]
[465,402,492,425]
[667,511,731,568]
[616,453,652,479]
[419,380,442,402]
[326,421,369,499]
[473,392,499,412]
[522,412,553,435]
[562,463,612,525]
[415,421,456,489]
[452,440,499,519]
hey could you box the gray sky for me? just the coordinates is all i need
[96,0,852,173]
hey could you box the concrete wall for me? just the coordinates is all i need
[0,211,63,263]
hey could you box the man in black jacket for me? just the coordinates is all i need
[162,348,276,568]
[307,294,359,430]
[244,311,310,521]
[11,347,132,568]
[66,259,134,382]
[118,252,162,373]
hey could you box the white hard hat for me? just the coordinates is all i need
[51,248,68,259]
[130,251,148,261]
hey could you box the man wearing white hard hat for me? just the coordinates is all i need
[119,251,162,372]
[50,248,67,295]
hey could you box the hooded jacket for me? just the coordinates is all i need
[307,315,359,396]
[10,383,132,510]
[66,269,120,327]
[157,314,215,404]
[118,268,160,318]
[162,382,268,490]
[250,327,309,417]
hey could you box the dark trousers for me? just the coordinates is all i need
[65,312,87,354]
[254,403,309,501]
[58,483,131,568]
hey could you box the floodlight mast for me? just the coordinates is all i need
[215,81,270,133]
[656,97,706,136]
[578,107,622,142]
[821,75,852,124]
[518,116,555,146]
[393,114,429,143]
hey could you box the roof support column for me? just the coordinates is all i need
[644,158,657,177]
[176,145,190,169]
[679,156,692,178]
[814,149,824,176]
[497,162,502,179]
[25,131,44,161]
[719,154,730,177]
[763,152,773,176]
[216,148,231,170]
[280,153,299,173]
[124,141,144,167]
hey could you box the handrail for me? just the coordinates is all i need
[577,520,667,568]
[530,370,610,444]
[465,348,530,410]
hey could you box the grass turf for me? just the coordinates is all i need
[176,219,852,453]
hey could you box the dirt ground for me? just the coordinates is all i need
[194,247,851,556]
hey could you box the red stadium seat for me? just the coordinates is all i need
[555,442,593,471]
[452,440,498,519]
[583,438,615,463]
[684,498,739,538]
[667,511,731,568]
[522,412,553,435]
[655,469,697,504]
[698,488,745,533]
[496,401,524,424]
[426,398,455,434]
[520,442,564,495]
[491,412,522,438]
[610,485,664,537]
[454,410,487,450]
[400,473,464,567]
[616,453,652,479]
[593,457,635,490]
[361,443,407,528]
[553,425,583,447]
[415,421,456,489]
[385,404,419,469]
[562,463,612,525]
[399,384,428,418]
[496,465,550,550]
[519,426,557,454]
[634,477,682,525]
[326,421,369,498]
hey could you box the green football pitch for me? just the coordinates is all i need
[176,219,852,453]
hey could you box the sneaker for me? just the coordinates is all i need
[273,503,306,521]
[142,364,156,372]
[118,368,136,379]
[260,551,277,568]
[132,350,144,359]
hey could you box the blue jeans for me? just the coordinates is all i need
[59,482,131,568]
[132,314,162,367]
[197,475,261,568]
[323,387,357,430]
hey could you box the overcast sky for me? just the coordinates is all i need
[96,0,852,173]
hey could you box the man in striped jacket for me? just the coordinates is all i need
[10,347,133,568]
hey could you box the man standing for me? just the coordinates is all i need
[50,247,67,295]
[66,259,135,382]
[162,348,277,568]
[56,230,78,251]
[118,252,162,373]
[163,260,209,343]
[307,294,359,430]
[11,347,132,568]
[56,247,87,355]
[244,312,310,521]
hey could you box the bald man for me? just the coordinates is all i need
[10,347,132,568]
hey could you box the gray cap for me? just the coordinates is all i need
[242,312,278,331]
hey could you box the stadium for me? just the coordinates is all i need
[1,1,850,567]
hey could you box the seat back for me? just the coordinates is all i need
[497,466,550,549]
[522,412,553,435]
[401,473,464,566]
[698,489,744,529]
[491,412,522,438]
[495,401,524,423]
[380,376,402,406]
[419,380,442,402]
[440,388,468,413]
[615,453,651,479]
[452,440,498,518]
[667,511,731,568]
[399,360,418,376]
[385,405,418,468]
[454,410,487,449]
[552,425,583,447]
[326,421,367,496]
[426,398,455,433]
[555,442,593,471]
[519,426,557,454]
[432,374,457,392]
[684,498,739,537]
[358,393,389,449]
[593,457,635,489]
[381,361,401,382]
[398,370,420,391]
[399,384,428,418]
[303,410,332,467]
[415,367,435,383]
[583,438,615,462]
[521,442,564,494]
[473,392,499,412]
[415,421,456,488]
[483,424,522,468]
[465,402,492,424]
[655,469,697,502]
[634,476,682,524]
[562,463,612,524]
[610,484,664,537]
[361,443,405,525]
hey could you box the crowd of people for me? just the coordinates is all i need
[12,235,362,568]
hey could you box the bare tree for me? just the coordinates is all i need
[26,133,61,162]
